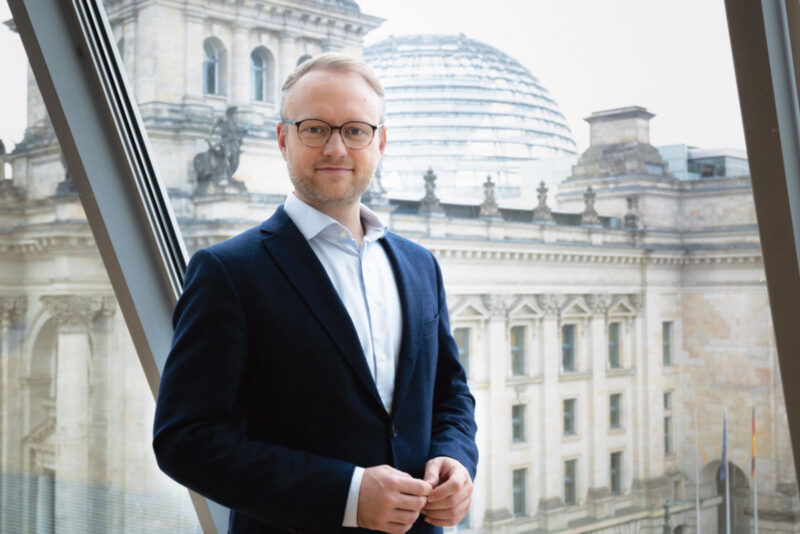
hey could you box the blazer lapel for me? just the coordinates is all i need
[380,233,423,415]
[259,207,383,409]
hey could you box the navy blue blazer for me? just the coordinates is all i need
[153,206,478,534]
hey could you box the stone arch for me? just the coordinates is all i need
[203,37,227,96]
[250,46,276,103]
[699,460,750,534]
[25,317,56,436]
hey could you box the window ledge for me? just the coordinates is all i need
[507,375,544,385]
[606,366,636,377]
[559,370,592,382]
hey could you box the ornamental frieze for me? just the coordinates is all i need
[0,295,27,324]
[40,295,116,330]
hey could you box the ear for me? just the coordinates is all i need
[377,125,387,156]
[277,121,288,160]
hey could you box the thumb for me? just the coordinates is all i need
[423,459,440,487]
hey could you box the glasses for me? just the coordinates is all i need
[283,118,382,150]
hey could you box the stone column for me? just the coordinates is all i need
[279,31,298,91]
[630,292,649,500]
[482,295,513,525]
[586,294,612,517]
[537,294,566,528]
[183,13,205,104]
[0,296,27,530]
[41,295,109,534]
[232,25,250,106]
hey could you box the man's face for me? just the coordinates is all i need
[277,69,386,212]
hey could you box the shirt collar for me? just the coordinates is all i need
[284,192,387,243]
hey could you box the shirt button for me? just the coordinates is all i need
[339,231,347,239]
[391,424,398,438]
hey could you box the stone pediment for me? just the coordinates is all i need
[561,296,591,318]
[608,296,637,317]
[451,298,489,320]
[508,297,543,319]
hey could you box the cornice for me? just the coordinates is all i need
[40,295,116,330]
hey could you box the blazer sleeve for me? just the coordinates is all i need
[427,253,479,480]
[152,248,354,532]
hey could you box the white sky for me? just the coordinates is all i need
[0,0,745,154]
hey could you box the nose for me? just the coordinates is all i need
[322,128,348,157]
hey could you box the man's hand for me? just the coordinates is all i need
[421,457,473,526]
[357,465,432,534]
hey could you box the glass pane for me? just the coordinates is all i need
[0,6,200,532]
[69,0,800,532]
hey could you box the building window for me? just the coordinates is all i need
[454,327,470,378]
[512,404,525,443]
[250,47,275,102]
[203,38,225,95]
[562,324,575,371]
[563,398,576,436]
[664,391,672,410]
[610,451,622,495]
[608,322,621,368]
[609,393,621,429]
[510,325,525,376]
[564,459,577,505]
[664,415,673,454]
[662,321,673,366]
[297,54,312,66]
[513,468,526,517]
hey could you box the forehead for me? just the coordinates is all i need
[285,69,382,123]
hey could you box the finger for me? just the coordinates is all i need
[396,476,432,496]
[423,460,441,486]
[388,507,420,525]
[427,476,462,502]
[395,493,427,512]
[422,491,462,510]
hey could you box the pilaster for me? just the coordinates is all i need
[586,294,613,518]
[0,296,28,531]
[279,31,299,96]
[41,295,113,534]
[538,294,566,525]
[231,25,250,106]
[482,294,513,522]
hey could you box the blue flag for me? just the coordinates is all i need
[720,410,727,481]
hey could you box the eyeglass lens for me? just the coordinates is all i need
[296,120,374,149]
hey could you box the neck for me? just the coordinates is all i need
[296,193,365,245]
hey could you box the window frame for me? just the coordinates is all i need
[561,323,576,372]
[511,403,525,443]
[512,467,527,517]
[608,321,621,369]
[510,324,526,376]
[609,392,621,430]
[563,398,576,436]
[453,326,471,379]
[11,0,800,531]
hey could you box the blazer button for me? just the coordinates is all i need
[391,424,398,438]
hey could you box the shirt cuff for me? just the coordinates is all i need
[342,466,364,527]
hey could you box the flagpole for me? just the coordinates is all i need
[753,407,759,534]
[725,407,731,534]
[695,407,701,534]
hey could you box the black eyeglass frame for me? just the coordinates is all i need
[282,118,383,150]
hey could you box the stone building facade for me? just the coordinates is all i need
[0,1,798,533]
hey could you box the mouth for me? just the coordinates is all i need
[315,166,353,174]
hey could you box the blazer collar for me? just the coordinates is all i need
[259,209,424,417]
[259,207,384,410]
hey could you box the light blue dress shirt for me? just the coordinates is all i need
[283,193,403,527]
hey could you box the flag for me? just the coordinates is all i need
[752,407,756,477]
[720,410,727,481]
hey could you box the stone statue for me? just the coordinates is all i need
[532,180,554,222]
[194,107,247,193]
[419,167,445,215]
[580,185,601,226]
[479,175,501,218]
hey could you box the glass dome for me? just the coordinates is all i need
[364,33,577,199]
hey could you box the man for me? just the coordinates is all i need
[153,53,478,534]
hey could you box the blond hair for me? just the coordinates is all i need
[280,52,385,121]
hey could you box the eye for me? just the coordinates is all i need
[303,126,323,135]
[345,126,364,136]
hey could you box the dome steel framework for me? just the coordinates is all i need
[365,33,577,198]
